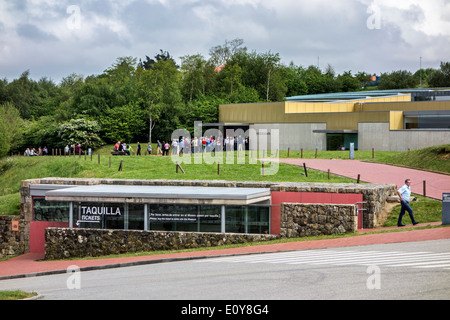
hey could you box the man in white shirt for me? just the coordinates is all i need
[397,179,419,227]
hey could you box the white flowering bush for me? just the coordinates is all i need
[58,118,104,149]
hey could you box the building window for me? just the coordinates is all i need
[40,200,271,235]
[404,114,450,129]
[226,205,270,234]
[148,204,222,233]
[75,202,125,229]
[33,197,70,222]
[326,133,358,151]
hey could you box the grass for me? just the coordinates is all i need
[0,290,37,300]
[383,194,443,227]
[277,144,450,174]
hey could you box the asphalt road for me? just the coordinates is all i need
[1,239,449,302]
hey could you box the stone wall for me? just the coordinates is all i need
[0,215,25,258]
[45,228,279,260]
[281,203,358,238]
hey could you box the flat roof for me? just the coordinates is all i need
[44,185,272,205]
[286,89,450,102]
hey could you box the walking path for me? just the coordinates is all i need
[0,222,446,280]
[279,159,450,200]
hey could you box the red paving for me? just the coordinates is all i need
[0,222,447,279]
[279,159,450,200]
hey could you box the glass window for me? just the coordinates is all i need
[128,204,145,230]
[226,205,270,234]
[198,205,221,233]
[404,114,450,129]
[148,204,222,232]
[247,206,270,234]
[75,202,124,229]
[33,197,70,222]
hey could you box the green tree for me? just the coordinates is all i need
[5,71,42,119]
[99,102,146,144]
[378,70,418,89]
[336,71,360,92]
[282,63,308,97]
[180,54,212,102]
[0,102,24,157]
[138,54,183,143]
[428,62,450,87]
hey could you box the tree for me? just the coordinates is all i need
[138,54,183,143]
[282,63,308,97]
[336,71,360,92]
[5,70,42,119]
[428,62,450,88]
[99,102,146,144]
[355,72,372,89]
[181,54,209,102]
[0,102,24,157]
[378,70,418,89]
[209,38,246,67]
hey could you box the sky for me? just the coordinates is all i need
[1,0,449,83]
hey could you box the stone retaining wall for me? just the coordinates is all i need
[0,215,25,258]
[281,203,358,238]
[45,228,279,260]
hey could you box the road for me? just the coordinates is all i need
[1,239,449,302]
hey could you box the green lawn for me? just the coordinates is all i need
[277,144,450,174]
[0,290,37,300]
[383,194,443,227]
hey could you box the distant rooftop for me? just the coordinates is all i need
[286,88,450,103]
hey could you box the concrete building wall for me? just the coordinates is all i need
[358,123,450,151]
[251,123,327,151]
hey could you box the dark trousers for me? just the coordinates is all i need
[398,200,417,225]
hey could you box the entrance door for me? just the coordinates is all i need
[327,133,358,151]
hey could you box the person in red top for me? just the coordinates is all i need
[114,141,120,151]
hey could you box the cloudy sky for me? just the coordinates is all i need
[1,0,449,83]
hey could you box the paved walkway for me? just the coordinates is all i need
[279,159,450,200]
[0,222,446,280]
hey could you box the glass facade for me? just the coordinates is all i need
[33,198,70,222]
[226,205,270,234]
[149,204,222,233]
[32,197,271,235]
[326,133,358,151]
[404,114,450,129]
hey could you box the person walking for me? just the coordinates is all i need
[136,142,141,156]
[397,179,419,227]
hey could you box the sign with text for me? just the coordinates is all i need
[77,205,122,226]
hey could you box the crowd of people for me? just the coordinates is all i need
[23,146,49,156]
[23,136,249,158]
[23,144,86,156]
[165,135,249,156]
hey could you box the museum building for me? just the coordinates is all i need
[209,89,450,152]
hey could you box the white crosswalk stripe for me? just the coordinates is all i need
[196,250,450,270]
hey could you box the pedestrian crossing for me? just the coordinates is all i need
[196,249,450,270]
